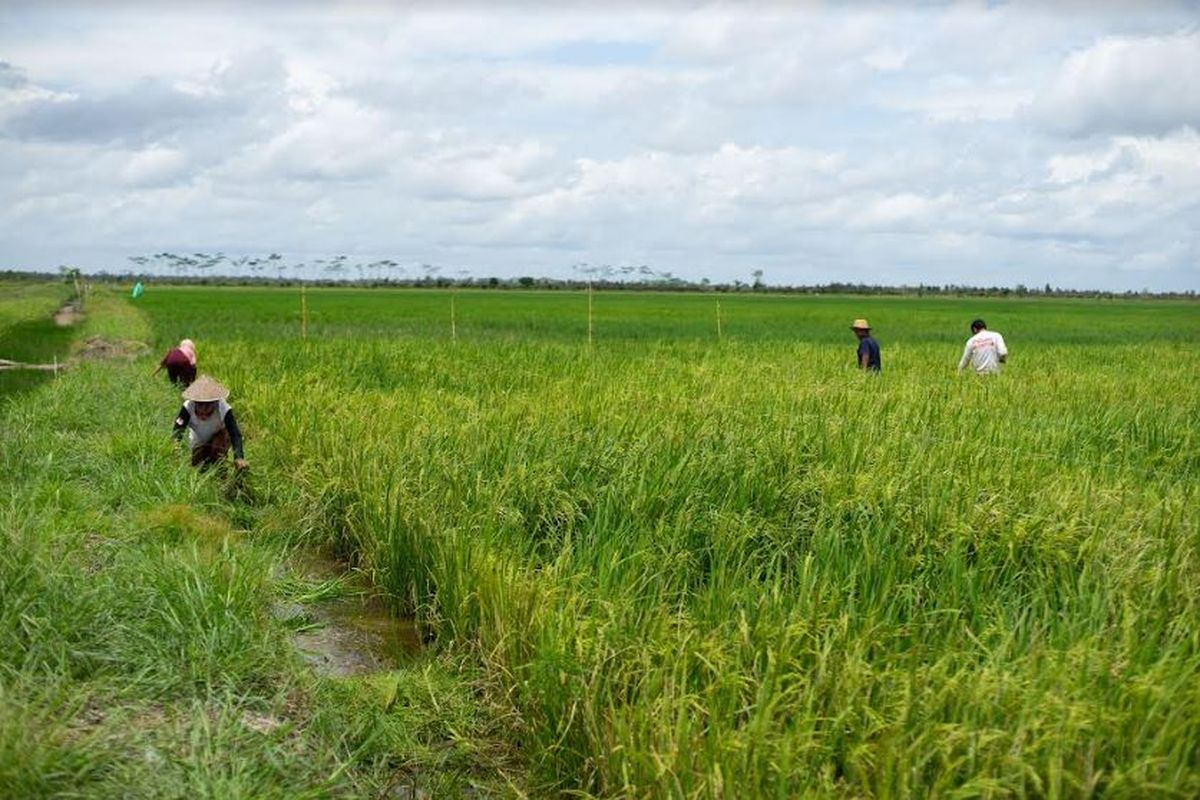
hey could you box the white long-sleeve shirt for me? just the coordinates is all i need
[958,330,1008,374]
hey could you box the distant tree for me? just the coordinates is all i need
[55,265,85,307]
[268,253,285,281]
[419,263,441,285]
[323,255,348,277]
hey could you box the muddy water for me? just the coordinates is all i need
[276,553,422,678]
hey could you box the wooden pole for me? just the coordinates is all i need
[587,282,593,346]
[301,284,308,339]
[716,298,722,340]
[451,293,457,342]
[0,358,65,372]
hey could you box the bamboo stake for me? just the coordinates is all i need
[301,284,308,340]
[0,358,65,372]
[587,282,594,346]
[716,298,723,340]
[451,293,457,342]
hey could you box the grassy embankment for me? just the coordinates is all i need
[0,284,522,798]
[131,285,1199,797]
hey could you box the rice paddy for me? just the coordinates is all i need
[2,281,1197,797]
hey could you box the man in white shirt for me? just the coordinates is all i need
[958,319,1008,374]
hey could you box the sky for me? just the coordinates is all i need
[1,1,1198,290]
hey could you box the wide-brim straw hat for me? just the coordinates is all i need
[182,374,229,402]
[850,318,871,330]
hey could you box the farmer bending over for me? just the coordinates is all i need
[154,338,197,386]
[172,374,248,470]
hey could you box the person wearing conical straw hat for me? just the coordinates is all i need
[171,374,248,470]
[850,318,881,372]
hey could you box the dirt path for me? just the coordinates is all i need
[54,299,84,326]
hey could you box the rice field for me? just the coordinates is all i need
[3,282,1198,797]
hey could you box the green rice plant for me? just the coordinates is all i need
[188,290,1190,798]
[6,279,1198,796]
[0,282,528,797]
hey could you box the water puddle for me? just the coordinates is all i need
[274,552,422,678]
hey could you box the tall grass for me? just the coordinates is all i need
[0,285,526,797]
[125,284,1200,796]
[268,340,1196,796]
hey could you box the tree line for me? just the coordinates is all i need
[0,254,1193,300]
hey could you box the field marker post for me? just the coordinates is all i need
[716,298,722,340]
[301,284,308,340]
[587,281,594,346]
[451,293,457,342]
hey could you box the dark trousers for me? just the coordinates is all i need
[167,365,197,386]
[191,428,230,468]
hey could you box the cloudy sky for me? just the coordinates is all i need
[1,1,1198,290]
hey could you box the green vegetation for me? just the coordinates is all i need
[0,286,521,798]
[3,281,1198,797]
[135,284,1197,345]
[0,280,74,400]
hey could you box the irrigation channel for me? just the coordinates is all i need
[1,296,150,376]
[2,287,507,796]
[0,299,80,374]
[275,551,423,678]
[24,295,426,680]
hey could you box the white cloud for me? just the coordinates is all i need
[849,192,953,231]
[884,75,1033,123]
[241,98,404,182]
[0,3,1197,290]
[408,141,562,202]
[0,62,76,116]
[864,47,909,72]
[120,146,189,187]
[1028,30,1200,136]
[304,196,342,227]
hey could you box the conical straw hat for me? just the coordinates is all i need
[850,318,871,330]
[181,374,229,402]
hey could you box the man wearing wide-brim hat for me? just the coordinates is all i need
[171,374,248,470]
[850,318,881,372]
